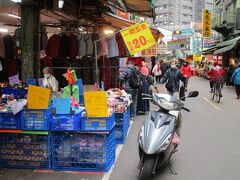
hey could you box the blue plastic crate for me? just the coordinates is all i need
[0,133,51,169]
[15,89,28,99]
[115,108,130,124]
[81,113,115,131]
[0,112,21,129]
[51,112,83,131]
[26,78,37,85]
[51,128,116,172]
[79,95,84,106]
[1,87,14,95]
[115,123,129,144]
[21,108,53,130]
[74,79,84,95]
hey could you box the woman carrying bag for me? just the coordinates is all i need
[152,61,162,83]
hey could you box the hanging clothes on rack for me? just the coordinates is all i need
[116,33,125,57]
[0,57,8,82]
[106,35,119,58]
[40,27,48,50]
[3,34,14,59]
[109,57,120,88]
[98,56,111,89]
[46,34,61,58]
[98,34,109,56]
[7,59,18,77]
[0,34,5,58]
[85,34,94,55]
[77,33,86,56]
[69,33,78,58]
[60,34,70,58]
[40,56,54,76]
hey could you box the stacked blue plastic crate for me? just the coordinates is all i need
[51,95,116,172]
[115,108,130,144]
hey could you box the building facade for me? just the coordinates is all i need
[212,0,240,38]
[154,0,213,30]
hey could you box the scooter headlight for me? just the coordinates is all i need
[138,126,144,146]
[159,98,178,110]
[157,133,172,152]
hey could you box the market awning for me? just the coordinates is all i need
[102,12,161,41]
[109,0,154,17]
[201,46,217,55]
[214,42,237,54]
[216,36,240,47]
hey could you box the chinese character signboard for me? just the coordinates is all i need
[141,44,157,56]
[158,44,168,54]
[121,22,156,55]
[193,53,202,62]
[202,9,212,38]
[167,39,187,50]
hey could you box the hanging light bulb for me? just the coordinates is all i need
[0,27,8,33]
[58,0,64,9]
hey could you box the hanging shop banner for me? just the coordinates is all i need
[84,91,108,117]
[121,22,156,55]
[27,85,51,109]
[193,53,202,62]
[117,10,130,20]
[167,39,187,50]
[202,9,212,38]
[158,44,168,54]
[141,44,157,56]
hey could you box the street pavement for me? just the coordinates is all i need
[109,77,240,180]
[1,77,240,180]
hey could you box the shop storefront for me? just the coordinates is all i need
[0,0,157,172]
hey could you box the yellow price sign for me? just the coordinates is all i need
[84,91,108,117]
[202,9,212,38]
[27,85,51,109]
[121,22,156,55]
[193,54,202,61]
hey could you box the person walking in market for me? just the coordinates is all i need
[231,63,240,99]
[120,60,142,121]
[152,60,162,83]
[181,61,192,91]
[160,59,170,78]
[207,61,224,95]
[161,60,185,99]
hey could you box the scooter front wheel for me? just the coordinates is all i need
[138,156,155,180]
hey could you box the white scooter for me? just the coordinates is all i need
[138,91,199,180]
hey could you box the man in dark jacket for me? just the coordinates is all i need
[160,59,170,78]
[120,61,141,120]
[161,61,185,98]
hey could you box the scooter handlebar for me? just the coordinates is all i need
[182,107,190,112]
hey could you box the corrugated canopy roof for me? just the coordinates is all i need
[109,0,154,17]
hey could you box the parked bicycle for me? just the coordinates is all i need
[211,82,222,103]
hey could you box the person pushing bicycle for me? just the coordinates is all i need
[207,62,224,96]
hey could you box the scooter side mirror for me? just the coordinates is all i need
[188,91,199,98]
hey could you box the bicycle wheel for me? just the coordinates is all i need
[211,85,215,100]
[216,85,221,103]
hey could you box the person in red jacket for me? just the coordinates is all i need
[181,61,192,91]
[207,61,224,94]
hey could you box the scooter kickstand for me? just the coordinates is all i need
[167,162,178,175]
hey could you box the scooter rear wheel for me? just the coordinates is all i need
[138,156,155,180]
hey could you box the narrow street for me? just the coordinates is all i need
[1,77,240,180]
[108,77,240,180]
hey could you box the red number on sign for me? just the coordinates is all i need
[132,36,147,50]
[133,39,140,49]
[139,36,147,45]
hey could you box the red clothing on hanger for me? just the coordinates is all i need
[69,33,78,58]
